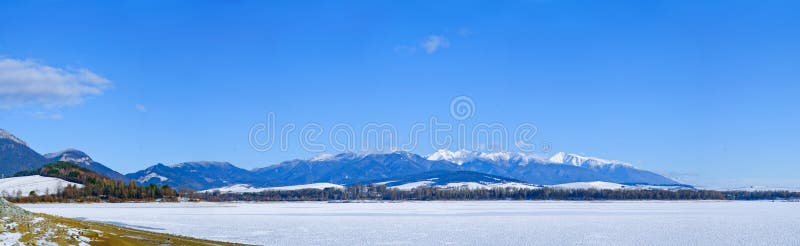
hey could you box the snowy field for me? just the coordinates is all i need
[20,201,800,245]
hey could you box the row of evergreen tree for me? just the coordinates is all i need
[191,184,800,202]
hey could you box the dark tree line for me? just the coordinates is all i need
[188,184,800,202]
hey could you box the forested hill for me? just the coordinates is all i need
[9,162,178,203]
[15,161,111,186]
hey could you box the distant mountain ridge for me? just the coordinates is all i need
[0,129,49,177]
[0,129,124,180]
[241,150,681,189]
[44,148,126,181]
[0,129,686,191]
[125,161,256,190]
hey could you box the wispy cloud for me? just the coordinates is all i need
[457,27,473,37]
[395,34,453,55]
[421,35,450,54]
[0,58,111,108]
[32,111,63,120]
[135,104,147,113]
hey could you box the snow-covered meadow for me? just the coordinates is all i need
[20,201,800,245]
[0,175,83,197]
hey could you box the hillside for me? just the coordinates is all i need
[15,161,112,186]
[369,170,539,190]
[44,148,127,181]
[0,175,84,197]
[8,162,177,203]
[125,161,256,190]
[0,129,48,177]
[0,129,125,180]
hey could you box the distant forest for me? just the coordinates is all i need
[191,184,800,202]
[6,162,800,203]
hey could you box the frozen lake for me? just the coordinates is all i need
[20,201,800,245]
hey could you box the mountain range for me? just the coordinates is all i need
[0,129,125,180]
[1,128,686,191]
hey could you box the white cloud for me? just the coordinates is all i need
[135,104,147,113]
[421,35,450,54]
[0,58,111,107]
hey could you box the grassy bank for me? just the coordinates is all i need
[0,198,245,245]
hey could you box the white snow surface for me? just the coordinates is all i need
[425,149,631,168]
[310,153,337,162]
[549,181,627,190]
[0,175,83,197]
[548,181,691,191]
[43,148,93,165]
[439,182,539,190]
[389,181,436,190]
[20,201,800,245]
[425,149,545,165]
[201,183,344,193]
[137,172,169,183]
[389,181,539,190]
[548,152,632,167]
[0,232,22,245]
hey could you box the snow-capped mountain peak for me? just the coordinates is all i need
[0,128,27,146]
[44,148,94,165]
[310,153,337,162]
[548,152,568,163]
[548,152,631,167]
[426,149,544,165]
[426,149,478,164]
[171,161,233,168]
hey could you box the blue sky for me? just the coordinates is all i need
[1,0,798,187]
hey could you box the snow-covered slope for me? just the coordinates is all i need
[390,181,539,191]
[548,152,632,167]
[422,150,681,186]
[426,149,544,165]
[0,175,83,197]
[549,181,626,190]
[548,181,692,191]
[44,148,127,181]
[0,129,27,146]
[126,161,255,190]
[376,170,540,191]
[426,149,633,168]
[43,148,92,165]
[201,183,344,193]
[137,172,169,183]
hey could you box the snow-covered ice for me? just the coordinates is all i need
[20,201,800,245]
